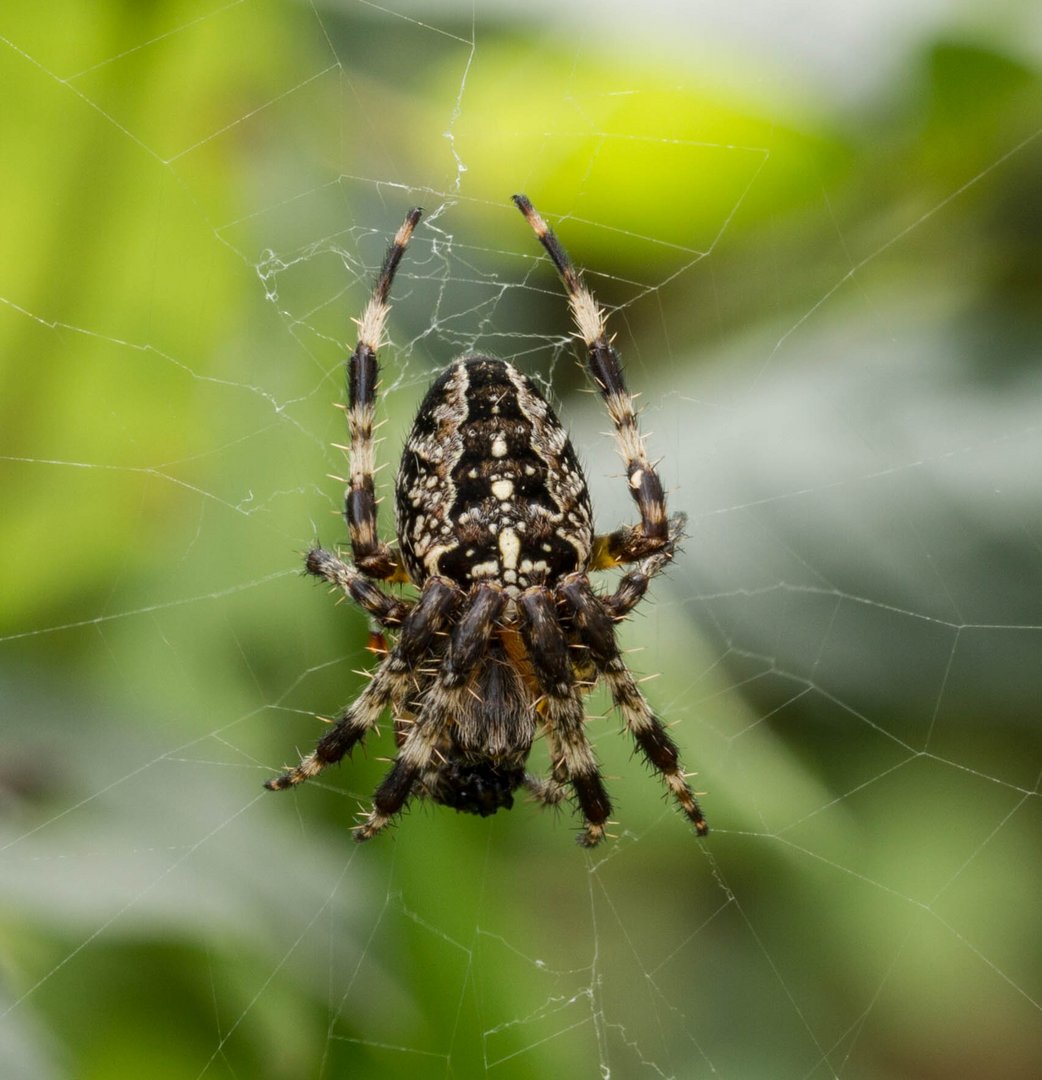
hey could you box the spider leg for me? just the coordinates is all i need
[343,207,422,581]
[265,577,458,791]
[305,547,413,629]
[518,587,612,847]
[560,575,708,836]
[355,583,508,840]
[519,717,573,811]
[522,771,569,807]
[600,512,686,619]
[513,195,670,565]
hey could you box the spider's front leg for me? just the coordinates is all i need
[518,588,613,847]
[354,583,508,841]
[561,575,708,837]
[513,195,674,568]
[342,207,422,582]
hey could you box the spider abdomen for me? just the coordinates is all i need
[395,357,593,590]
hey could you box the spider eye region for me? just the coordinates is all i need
[395,356,594,590]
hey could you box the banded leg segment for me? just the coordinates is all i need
[265,577,458,791]
[561,576,708,836]
[355,583,509,840]
[355,681,460,840]
[513,195,670,563]
[519,588,612,846]
[601,512,687,619]
[345,207,422,579]
[305,547,413,628]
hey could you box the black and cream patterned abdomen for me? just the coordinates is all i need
[395,357,594,590]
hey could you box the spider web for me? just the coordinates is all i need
[2,2,1041,1077]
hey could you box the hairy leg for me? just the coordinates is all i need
[514,195,672,565]
[342,208,422,580]
[265,577,458,791]
[305,547,413,628]
[560,575,708,836]
[355,583,509,840]
[518,587,612,846]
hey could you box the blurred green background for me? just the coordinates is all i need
[2,2,1040,1077]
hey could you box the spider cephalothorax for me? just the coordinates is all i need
[265,196,708,846]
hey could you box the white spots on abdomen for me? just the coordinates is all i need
[396,357,593,587]
[491,478,514,502]
[498,527,520,570]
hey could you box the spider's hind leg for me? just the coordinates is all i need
[518,587,613,847]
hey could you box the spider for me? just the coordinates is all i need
[265,195,708,847]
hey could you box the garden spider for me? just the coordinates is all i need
[265,195,708,846]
